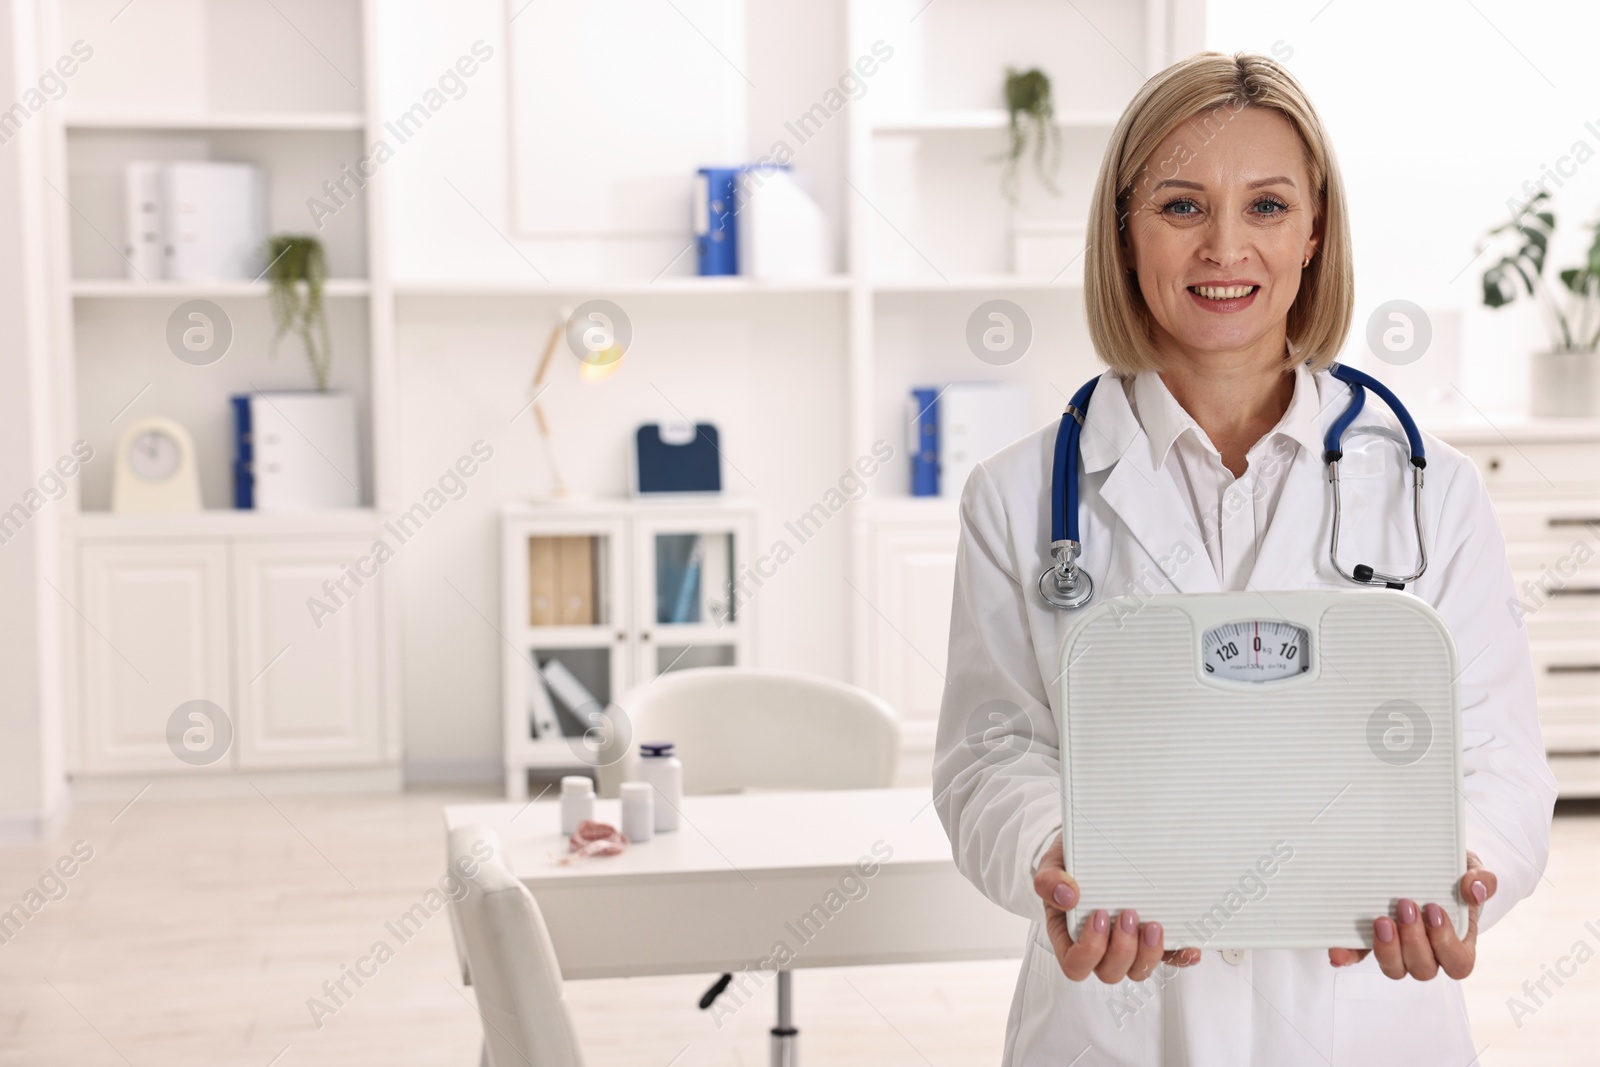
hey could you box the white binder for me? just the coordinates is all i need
[246,392,360,512]
[1056,589,1465,949]
[940,382,1031,500]
[162,161,267,281]
[122,161,164,281]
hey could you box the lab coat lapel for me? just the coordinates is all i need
[1077,373,1221,596]
[1243,442,1328,593]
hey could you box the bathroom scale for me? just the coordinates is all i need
[1056,589,1466,949]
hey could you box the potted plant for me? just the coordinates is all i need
[999,66,1061,205]
[1479,190,1600,416]
[266,234,333,391]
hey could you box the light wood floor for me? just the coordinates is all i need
[1,787,1595,1066]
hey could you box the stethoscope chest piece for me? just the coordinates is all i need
[1039,540,1094,609]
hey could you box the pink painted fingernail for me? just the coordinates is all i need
[1143,922,1161,948]
[1397,899,1418,925]
[1470,880,1487,904]
[1120,910,1138,933]
[1425,903,1444,929]
[1053,884,1076,909]
[1376,917,1395,943]
[1093,909,1109,934]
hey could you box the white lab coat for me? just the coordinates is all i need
[933,366,1558,1067]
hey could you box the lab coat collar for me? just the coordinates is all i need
[1078,373,1222,594]
[1076,362,1336,596]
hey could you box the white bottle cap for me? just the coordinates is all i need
[620,781,651,800]
[561,775,593,795]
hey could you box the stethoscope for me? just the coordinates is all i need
[1038,362,1429,609]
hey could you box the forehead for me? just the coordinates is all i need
[1144,106,1310,185]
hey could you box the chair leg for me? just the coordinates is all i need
[770,969,797,1067]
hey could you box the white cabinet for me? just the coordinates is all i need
[79,542,231,773]
[72,530,390,777]
[231,540,383,767]
[863,514,959,731]
[1451,429,1600,797]
[500,500,757,798]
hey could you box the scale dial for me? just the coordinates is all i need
[1201,620,1311,681]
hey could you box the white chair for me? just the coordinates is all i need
[593,666,899,1066]
[595,666,900,798]
[447,823,586,1067]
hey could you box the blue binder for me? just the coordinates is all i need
[909,388,940,496]
[230,394,254,509]
[695,167,740,276]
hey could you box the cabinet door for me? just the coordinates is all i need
[79,542,231,773]
[630,512,754,683]
[868,522,960,728]
[232,539,383,767]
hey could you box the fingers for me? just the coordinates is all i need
[1062,908,1111,981]
[1395,898,1439,980]
[1425,902,1476,979]
[1327,947,1370,967]
[1127,921,1167,982]
[1372,916,1406,978]
[1032,835,1078,914]
[1093,909,1141,983]
[1163,947,1202,967]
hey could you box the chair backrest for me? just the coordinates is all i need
[446,824,586,1067]
[596,666,899,797]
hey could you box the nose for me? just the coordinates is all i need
[1198,210,1250,270]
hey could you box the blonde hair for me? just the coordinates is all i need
[1083,51,1353,375]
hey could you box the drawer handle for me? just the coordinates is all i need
[1546,664,1600,674]
[1547,518,1600,528]
[1549,587,1600,597]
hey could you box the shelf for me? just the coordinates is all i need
[71,508,387,539]
[72,279,372,299]
[520,626,618,648]
[394,276,852,298]
[63,111,367,132]
[873,275,1083,294]
[871,109,1121,134]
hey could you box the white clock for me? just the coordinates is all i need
[112,417,202,513]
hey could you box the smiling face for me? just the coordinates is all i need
[1121,106,1321,367]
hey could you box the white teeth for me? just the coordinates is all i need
[1193,285,1256,300]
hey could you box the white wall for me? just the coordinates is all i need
[1207,0,1600,417]
[371,1,858,780]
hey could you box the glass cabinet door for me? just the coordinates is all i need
[634,516,748,682]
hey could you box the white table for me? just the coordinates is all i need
[442,787,1030,981]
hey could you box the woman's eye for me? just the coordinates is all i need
[1254,197,1289,216]
[1161,199,1200,217]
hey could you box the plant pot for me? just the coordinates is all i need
[1531,349,1600,417]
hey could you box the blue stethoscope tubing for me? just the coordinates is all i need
[1038,362,1429,609]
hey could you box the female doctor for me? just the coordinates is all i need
[933,52,1557,1066]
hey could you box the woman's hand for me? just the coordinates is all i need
[1327,851,1497,979]
[1032,833,1201,982]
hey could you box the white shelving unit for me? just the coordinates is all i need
[42,0,401,793]
[843,0,1207,773]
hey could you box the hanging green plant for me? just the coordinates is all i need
[266,234,333,391]
[1001,66,1061,204]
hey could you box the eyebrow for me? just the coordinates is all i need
[1151,176,1297,192]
